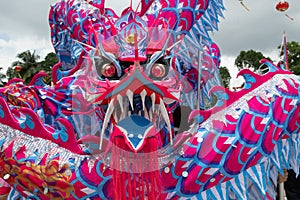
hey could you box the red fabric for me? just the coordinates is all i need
[111,135,165,200]
[0,179,11,196]
[0,186,10,196]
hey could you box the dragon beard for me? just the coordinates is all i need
[111,134,163,200]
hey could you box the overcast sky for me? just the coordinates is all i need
[0,0,299,86]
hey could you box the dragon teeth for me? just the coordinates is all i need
[126,90,134,110]
[120,96,128,121]
[117,94,124,113]
[159,98,173,145]
[141,89,147,111]
[144,108,149,119]
[113,111,118,123]
[149,109,153,121]
[98,90,174,147]
[151,93,156,112]
[99,98,115,149]
[87,93,101,102]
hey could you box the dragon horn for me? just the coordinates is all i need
[139,0,155,16]
[146,0,209,34]
[85,0,105,11]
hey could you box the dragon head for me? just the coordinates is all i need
[49,0,221,153]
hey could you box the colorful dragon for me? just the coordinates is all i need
[0,0,299,199]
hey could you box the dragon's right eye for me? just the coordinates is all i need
[150,63,167,79]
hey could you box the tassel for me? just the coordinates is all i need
[112,137,127,200]
[127,169,132,200]
[111,134,163,199]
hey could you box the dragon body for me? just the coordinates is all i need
[0,0,299,199]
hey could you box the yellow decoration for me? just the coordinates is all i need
[125,34,140,45]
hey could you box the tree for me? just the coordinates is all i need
[39,52,58,85]
[0,68,7,86]
[219,66,231,88]
[290,66,300,75]
[235,49,271,72]
[278,41,300,75]
[8,50,40,84]
[7,51,58,85]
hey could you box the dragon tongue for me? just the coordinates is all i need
[116,115,154,152]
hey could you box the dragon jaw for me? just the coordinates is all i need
[83,64,181,151]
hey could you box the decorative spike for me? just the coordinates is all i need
[12,137,25,156]
[74,155,84,169]
[59,152,71,170]
[34,140,48,164]
[35,152,44,165]
[25,141,38,158]
[46,146,61,164]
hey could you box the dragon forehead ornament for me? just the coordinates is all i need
[0,0,299,199]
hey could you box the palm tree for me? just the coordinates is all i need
[10,50,40,84]
[0,67,7,86]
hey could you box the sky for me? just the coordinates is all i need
[0,0,299,87]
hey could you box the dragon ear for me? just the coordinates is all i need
[85,0,105,11]
[146,0,209,34]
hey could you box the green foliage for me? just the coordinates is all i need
[219,66,231,88]
[0,68,7,87]
[290,65,300,75]
[6,51,58,85]
[7,50,40,84]
[278,41,300,75]
[39,52,58,85]
[235,49,271,72]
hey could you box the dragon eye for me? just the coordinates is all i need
[100,63,116,78]
[150,64,167,79]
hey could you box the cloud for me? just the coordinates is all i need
[213,0,300,66]
[0,36,54,70]
[0,0,58,71]
[0,0,58,37]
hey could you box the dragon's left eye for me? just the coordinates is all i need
[150,63,167,79]
[96,61,117,79]
[101,63,116,78]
